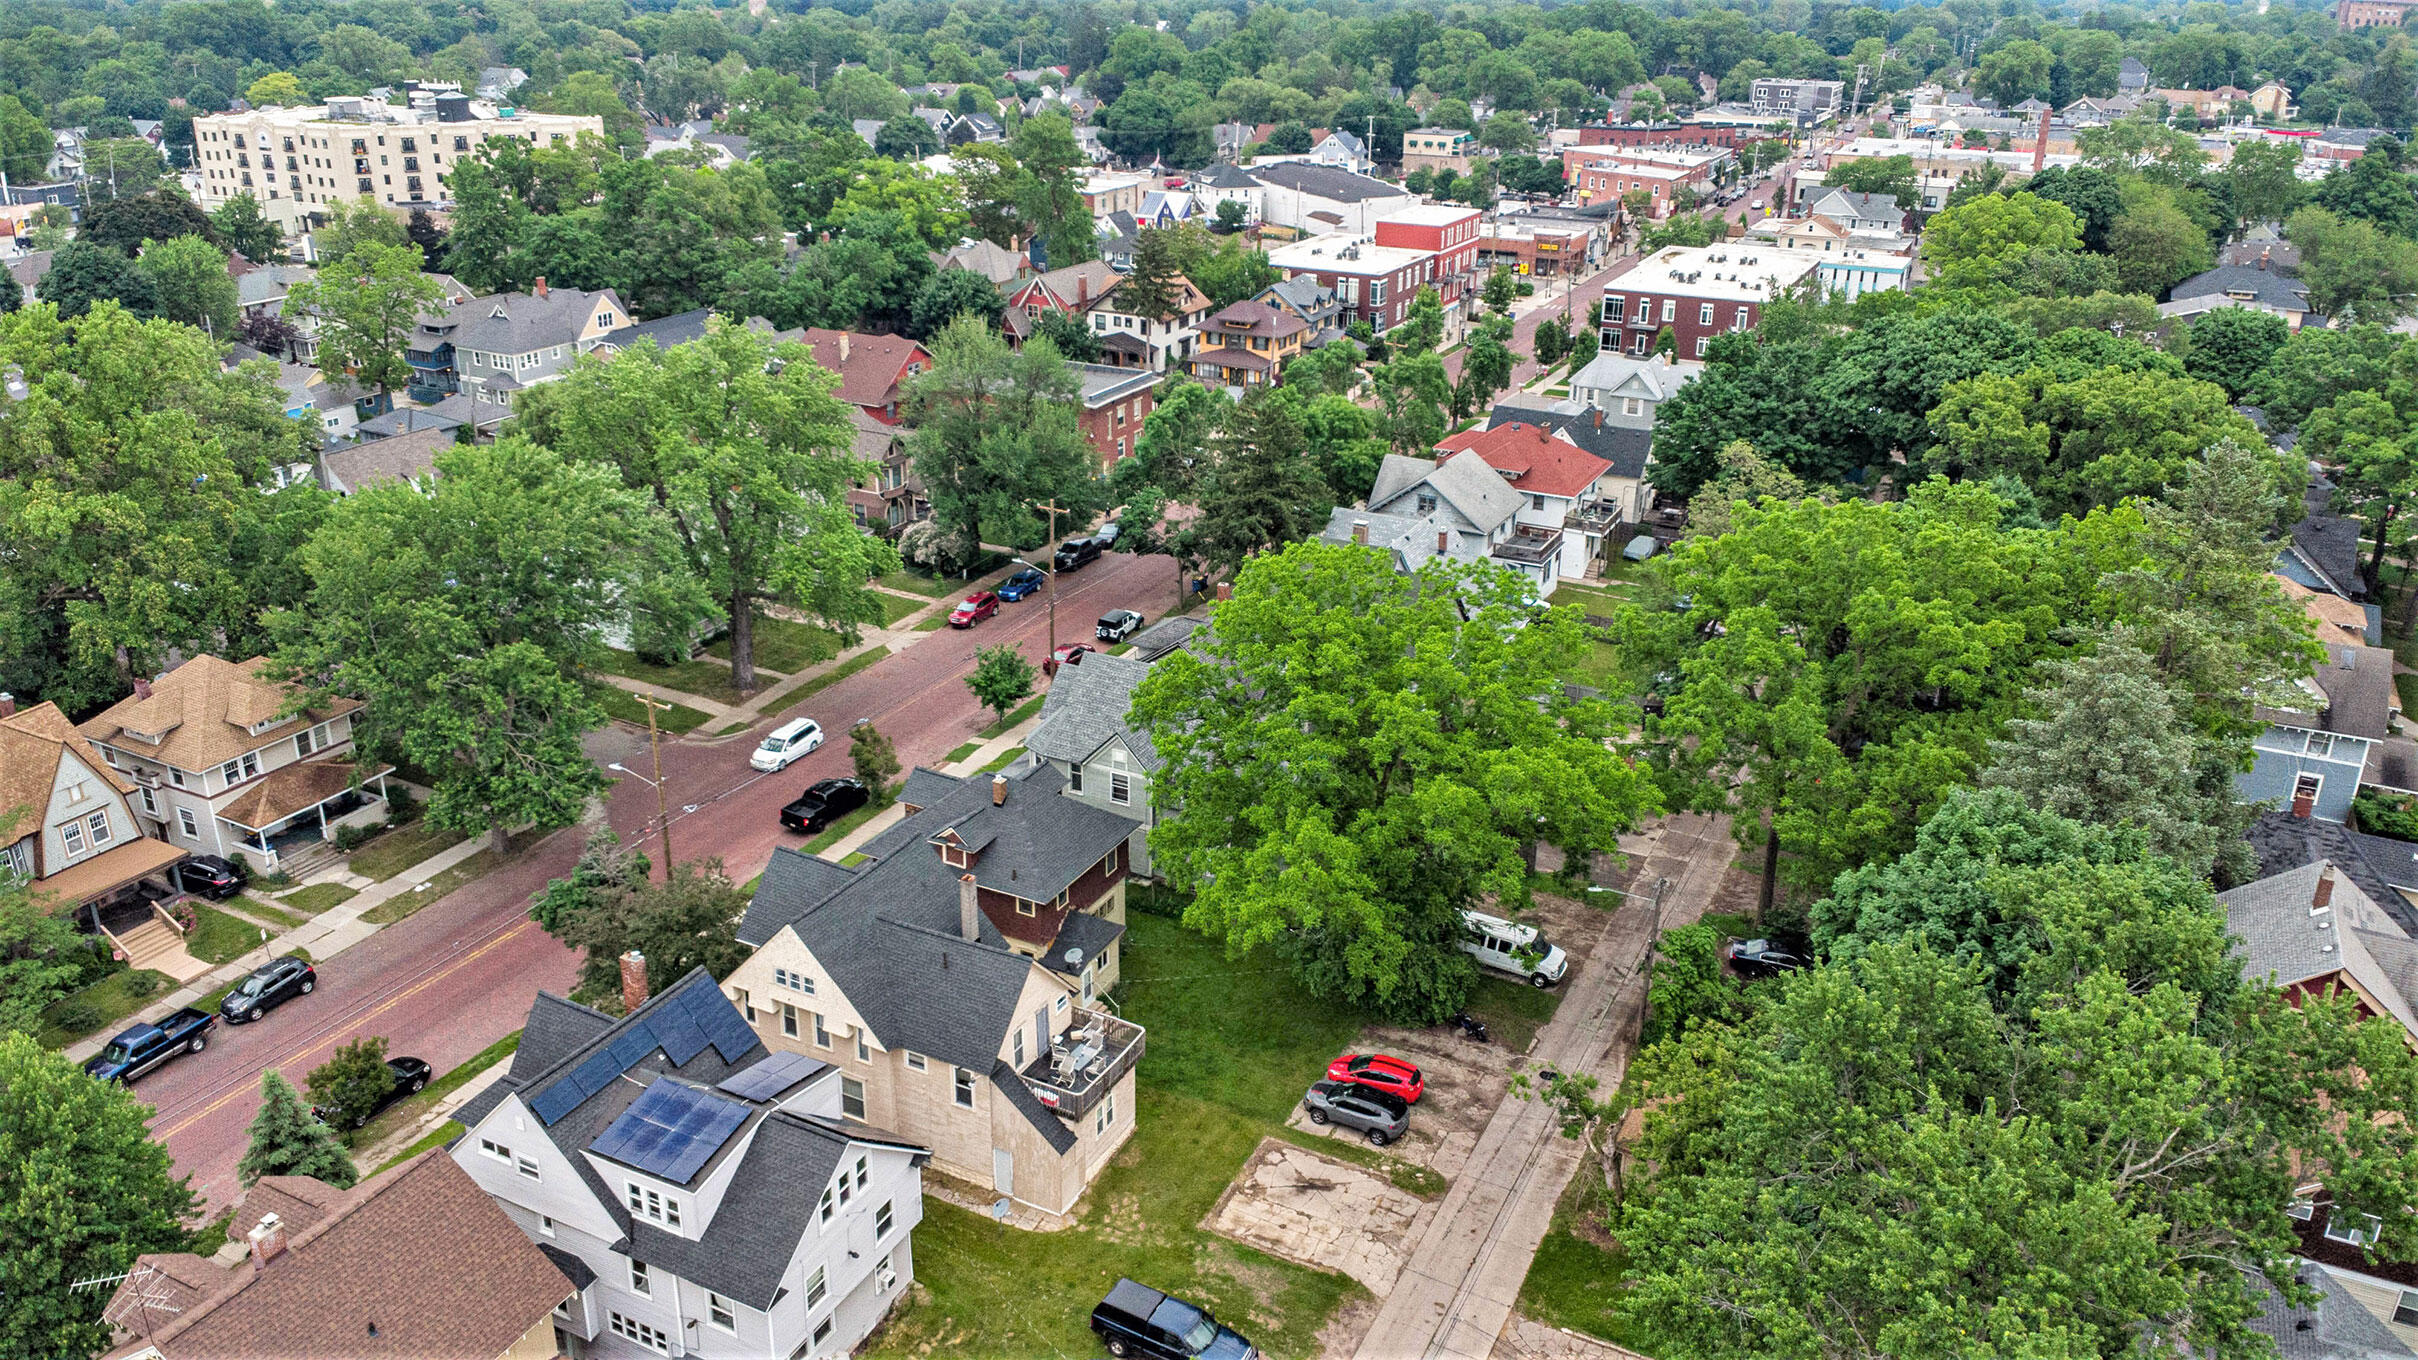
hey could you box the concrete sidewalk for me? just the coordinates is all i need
[63,833,494,1063]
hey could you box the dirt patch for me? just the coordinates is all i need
[1316,1292,1383,1359]
[1207,1138,1427,1296]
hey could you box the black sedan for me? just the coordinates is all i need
[312,1056,433,1129]
[219,954,316,1024]
[172,854,248,900]
[1722,938,1806,979]
[781,777,870,833]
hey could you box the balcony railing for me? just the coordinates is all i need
[1491,524,1565,566]
[1567,500,1626,535]
[1021,1007,1145,1122]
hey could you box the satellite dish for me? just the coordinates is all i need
[1066,947,1085,967]
[992,1198,1013,1221]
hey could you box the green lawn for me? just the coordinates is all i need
[874,592,929,626]
[709,615,842,674]
[801,800,887,855]
[593,685,713,735]
[360,850,502,925]
[1553,582,1633,618]
[875,568,960,598]
[348,821,469,881]
[186,902,277,966]
[715,720,753,737]
[978,692,1047,739]
[838,851,870,867]
[372,1120,464,1177]
[913,616,949,632]
[228,895,311,930]
[37,968,175,1048]
[1568,637,1624,691]
[978,745,1026,774]
[1700,912,1756,942]
[786,645,888,703]
[1465,974,1564,1053]
[593,649,752,706]
[274,883,356,916]
[864,914,1371,1360]
[1517,1153,1643,1347]
[349,1030,520,1149]
[942,739,981,765]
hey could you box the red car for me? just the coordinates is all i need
[1052,642,1094,666]
[1327,1053,1424,1103]
[949,592,999,628]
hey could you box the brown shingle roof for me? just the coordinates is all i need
[78,656,362,774]
[102,1152,572,1360]
[2,701,129,841]
[218,760,392,831]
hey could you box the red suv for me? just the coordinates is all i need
[949,592,999,627]
[1326,1053,1424,1103]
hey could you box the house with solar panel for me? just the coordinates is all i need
[725,761,1145,1228]
[450,965,930,1359]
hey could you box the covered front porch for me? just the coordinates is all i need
[39,838,212,983]
[217,761,393,873]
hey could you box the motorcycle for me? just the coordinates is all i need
[1448,1012,1491,1043]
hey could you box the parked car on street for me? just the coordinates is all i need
[750,717,825,772]
[1326,1053,1425,1103]
[220,954,316,1024]
[1304,1079,1410,1145]
[1054,537,1101,571]
[171,854,248,900]
[1723,937,1806,978]
[311,1056,432,1129]
[949,591,1000,627]
[781,777,870,833]
[999,567,1047,601]
[84,1008,214,1083]
[1091,1278,1258,1360]
[1096,609,1146,642]
[1053,642,1094,667]
[1094,521,1122,547]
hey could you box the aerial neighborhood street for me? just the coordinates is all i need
[11,5,2418,1360]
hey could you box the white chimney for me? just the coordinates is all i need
[959,873,980,942]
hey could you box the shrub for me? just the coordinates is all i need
[2357,788,2418,842]
[383,786,421,826]
[333,823,379,852]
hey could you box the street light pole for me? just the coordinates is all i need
[643,694,672,871]
[1034,500,1067,663]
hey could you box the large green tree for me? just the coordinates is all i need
[1,1031,201,1359]
[238,1069,358,1188]
[905,318,1104,559]
[1924,362,2266,516]
[136,234,238,337]
[1134,542,1656,1021]
[1182,387,1335,575]
[284,242,446,408]
[514,321,893,691]
[561,860,754,999]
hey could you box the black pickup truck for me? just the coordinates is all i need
[84,1008,215,1083]
[1091,1279,1258,1360]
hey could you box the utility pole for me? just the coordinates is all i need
[1035,500,1066,662]
[643,694,673,871]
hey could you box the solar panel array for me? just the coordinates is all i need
[717,1050,831,1102]
[528,980,761,1125]
[589,1079,752,1184]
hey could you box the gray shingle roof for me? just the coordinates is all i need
[992,1061,1078,1153]
[450,287,619,356]
[1375,449,1522,530]
[1041,910,1125,979]
[1486,401,1653,480]
[456,991,615,1126]
[2171,264,2311,314]
[2315,644,2398,739]
[2244,810,2418,937]
[899,767,965,811]
[2294,512,2366,598]
[907,762,1138,903]
[619,1111,843,1308]
[2218,859,2418,1039]
[1250,161,1407,203]
[1029,654,1157,770]
[2245,1261,2417,1358]
[1192,164,1260,189]
[1124,615,1208,662]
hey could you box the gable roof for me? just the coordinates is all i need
[1192,163,1261,189]
[2245,809,2418,939]
[456,991,616,1127]
[1029,653,1158,770]
[1488,397,1655,479]
[1808,188,1901,221]
[1018,260,1121,312]
[100,1152,572,1360]
[2218,859,2418,1042]
[1201,299,1308,339]
[939,237,1028,286]
[320,425,454,494]
[1320,505,1490,573]
[799,330,927,410]
[2171,264,2311,314]
[1568,352,1706,403]
[1124,615,1210,662]
[0,700,133,861]
[2245,1259,2417,1359]
[79,655,361,773]
[1436,421,1608,499]
[1368,449,1523,530]
[449,286,620,356]
[2293,510,2367,598]
[1250,161,1408,203]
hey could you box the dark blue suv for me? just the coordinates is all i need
[999,567,1047,601]
[1091,1279,1257,1360]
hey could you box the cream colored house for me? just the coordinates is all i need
[727,762,1144,1226]
[78,656,389,875]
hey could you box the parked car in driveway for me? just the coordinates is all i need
[84,1008,214,1083]
[1091,1278,1258,1360]
[998,567,1047,601]
[1303,1079,1409,1146]
[311,1056,432,1129]
[1096,609,1146,643]
[750,717,825,773]
[220,954,316,1024]
[171,854,248,900]
[1723,937,1806,978]
[1054,537,1101,571]
[781,777,870,833]
[1327,1053,1425,1103]
[949,591,1000,627]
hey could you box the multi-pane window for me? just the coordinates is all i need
[813,1011,830,1047]
[906,1050,928,1071]
[1110,772,1131,806]
[61,820,85,857]
[782,1002,799,1038]
[842,1077,866,1120]
[708,1293,736,1332]
[876,1199,895,1238]
[609,1312,669,1353]
[955,1066,976,1106]
[627,1183,680,1228]
[87,812,112,848]
[1097,1087,1118,1133]
[773,967,814,994]
[856,1031,870,1063]
[805,1267,828,1308]
[629,1260,651,1296]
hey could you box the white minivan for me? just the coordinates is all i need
[1458,909,1569,988]
[750,718,825,773]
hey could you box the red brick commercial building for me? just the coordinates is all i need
[1598,244,1822,358]
[1578,122,1753,149]
[1266,204,1483,336]
[1076,363,1159,468]
[1373,204,1483,305]
[2338,0,2415,27]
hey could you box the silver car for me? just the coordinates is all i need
[1303,1079,1409,1146]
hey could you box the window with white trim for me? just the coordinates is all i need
[2396,1289,2418,1326]
[629,1260,651,1296]
[179,808,199,839]
[626,1183,679,1228]
[479,1137,512,1162]
[856,1030,870,1063]
[516,1155,540,1180]
[86,812,111,848]
[842,1076,866,1119]
[708,1292,737,1332]
[139,786,158,817]
[805,1266,828,1309]
[818,1185,834,1224]
[855,1155,869,1190]
[0,841,28,878]
[2326,1209,2384,1248]
[837,1169,852,1206]
[1097,1087,1117,1133]
[813,1316,833,1347]
[1698,302,1713,325]
[539,1215,556,1237]
[813,1011,830,1047]
[906,1050,928,1071]
[876,1199,894,1238]
[774,966,815,995]
[1014,1028,1026,1067]
[955,1066,976,1107]
[169,767,186,787]
[1110,772,1130,805]
[609,1312,669,1353]
[61,820,86,858]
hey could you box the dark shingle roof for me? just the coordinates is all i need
[1192,164,1260,189]
[451,287,618,356]
[620,1111,844,1308]
[1040,910,1125,979]
[1250,161,1407,203]
[899,766,964,811]
[1485,401,1652,480]
[457,991,616,1126]
[2244,1260,2417,1358]
[1029,654,1158,770]
[1125,615,1208,662]
[2293,512,2366,598]
[2170,264,2310,313]
[992,1061,1078,1153]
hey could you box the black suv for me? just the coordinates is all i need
[1055,537,1101,571]
[781,777,870,833]
[172,854,248,900]
[1722,937,1806,979]
[1091,1279,1258,1360]
[220,954,316,1023]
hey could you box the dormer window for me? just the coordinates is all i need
[625,1182,681,1229]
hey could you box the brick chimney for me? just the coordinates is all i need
[248,1213,287,1269]
[0,693,13,718]
[1437,530,1449,552]
[532,276,548,299]
[992,772,1008,806]
[959,872,980,942]
[619,950,647,1012]
[132,676,152,700]
[1351,519,1369,545]
[1216,581,1233,601]
[2292,782,2316,819]
[1593,407,1604,429]
[1078,273,1090,306]
[2315,864,2337,911]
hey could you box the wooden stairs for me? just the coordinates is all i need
[117,916,210,984]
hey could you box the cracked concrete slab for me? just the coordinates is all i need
[1207,1140,1428,1296]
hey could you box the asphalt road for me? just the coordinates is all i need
[141,546,1181,1212]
